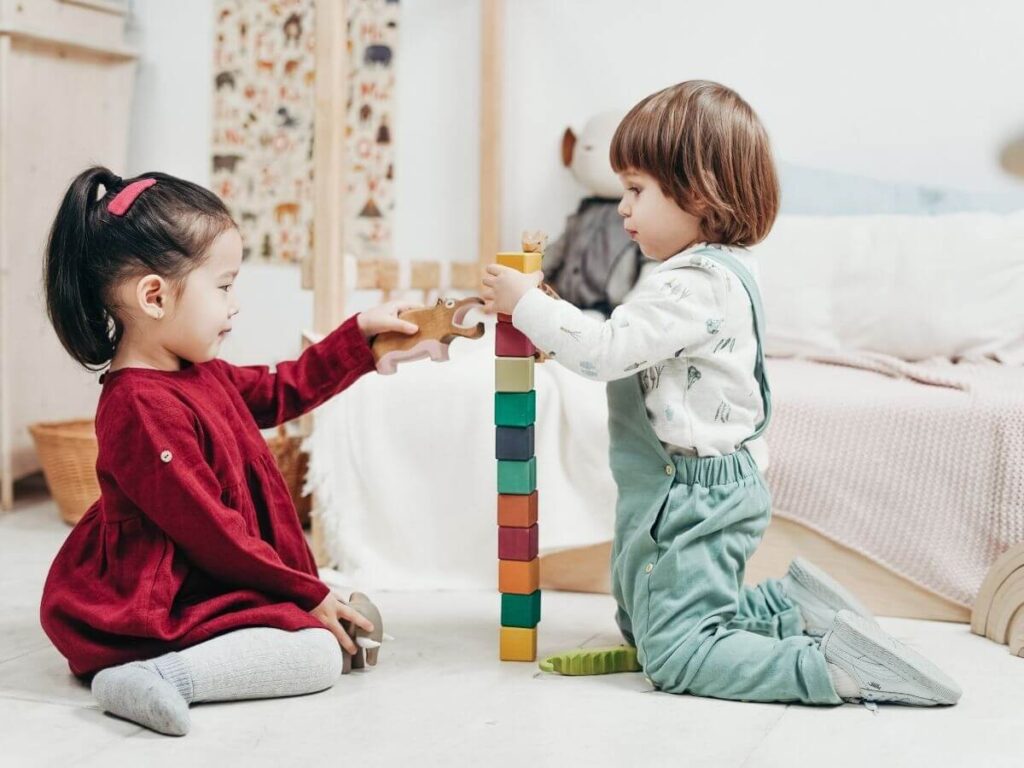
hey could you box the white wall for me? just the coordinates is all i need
[126,0,1024,365]
[499,0,1024,242]
[126,0,313,366]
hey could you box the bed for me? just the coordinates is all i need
[296,2,1024,643]
[302,211,1024,637]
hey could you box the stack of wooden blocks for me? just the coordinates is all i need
[495,247,543,662]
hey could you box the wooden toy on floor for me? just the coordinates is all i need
[971,540,1024,657]
[495,231,546,662]
[372,296,485,374]
[341,591,391,674]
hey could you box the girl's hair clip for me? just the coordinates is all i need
[108,178,157,216]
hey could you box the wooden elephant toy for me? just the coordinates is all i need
[371,296,485,374]
[341,591,387,674]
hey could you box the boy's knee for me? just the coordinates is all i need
[637,625,712,695]
[641,653,688,694]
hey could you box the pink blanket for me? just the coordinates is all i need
[765,356,1024,607]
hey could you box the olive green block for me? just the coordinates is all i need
[495,357,534,393]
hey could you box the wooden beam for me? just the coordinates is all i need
[478,0,502,266]
[311,0,347,333]
[0,34,11,511]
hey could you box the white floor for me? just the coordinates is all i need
[2,483,1022,768]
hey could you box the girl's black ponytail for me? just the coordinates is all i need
[45,166,123,369]
[43,165,235,371]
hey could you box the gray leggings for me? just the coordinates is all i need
[153,627,342,703]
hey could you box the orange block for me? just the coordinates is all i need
[499,557,540,594]
[498,491,538,528]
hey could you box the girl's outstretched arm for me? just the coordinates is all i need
[210,314,376,428]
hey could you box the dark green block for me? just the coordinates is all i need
[501,590,541,628]
[494,391,535,427]
[497,457,536,494]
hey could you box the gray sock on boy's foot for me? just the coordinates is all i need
[827,662,862,699]
[780,556,877,636]
[91,653,194,736]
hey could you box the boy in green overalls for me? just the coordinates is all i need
[482,81,960,706]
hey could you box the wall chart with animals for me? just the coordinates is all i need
[212,0,399,265]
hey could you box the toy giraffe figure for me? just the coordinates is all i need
[494,231,545,663]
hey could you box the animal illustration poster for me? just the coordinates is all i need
[345,0,399,260]
[212,0,399,264]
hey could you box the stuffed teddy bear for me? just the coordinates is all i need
[543,110,645,316]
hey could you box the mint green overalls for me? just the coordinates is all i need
[608,247,842,705]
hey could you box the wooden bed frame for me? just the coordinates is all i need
[301,0,1020,638]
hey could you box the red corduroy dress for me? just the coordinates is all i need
[40,316,374,677]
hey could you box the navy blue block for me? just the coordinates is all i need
[496,425,534,461]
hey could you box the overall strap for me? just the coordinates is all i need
[693,248,772,443]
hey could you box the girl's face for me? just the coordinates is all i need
[165,227,242,363]
[616,169,704,260]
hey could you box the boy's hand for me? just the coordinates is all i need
[310,591,375,654]
[481,265,543,316]
[357,301,420,339]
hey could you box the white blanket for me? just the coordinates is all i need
[307,317,1024,604]
[764,356,1024,607]
[305,316,616,590]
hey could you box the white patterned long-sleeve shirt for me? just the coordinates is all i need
[512,243,766,460]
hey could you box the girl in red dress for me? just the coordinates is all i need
[40,167,418,735]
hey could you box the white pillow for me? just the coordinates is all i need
[750,213,1024,363]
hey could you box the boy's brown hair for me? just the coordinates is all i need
[610,80,779,246]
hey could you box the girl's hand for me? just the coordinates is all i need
[481,265,544,316]
[357,301,421,339]
[309,592,375,654]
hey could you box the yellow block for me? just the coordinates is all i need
[496,252,543,273]
[500,626,537,662]
[495,357,534,392]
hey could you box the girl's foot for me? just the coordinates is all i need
[92,657,192,736]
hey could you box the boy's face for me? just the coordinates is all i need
[616,169,703,260]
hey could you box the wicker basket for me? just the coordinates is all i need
[29,419,313,528]
[266,424,312,527]
[28,420,100,526]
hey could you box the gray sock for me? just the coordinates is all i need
[91,653,193,736]
[827,662,861,699]
[180,627,342,703]
[91,628,341,736]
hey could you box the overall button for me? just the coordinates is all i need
[644,563,654,573]
[160,450,173,463]
[664,464,675,476]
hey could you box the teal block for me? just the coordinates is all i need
[494,391,536,427]
[501,590,541,628]
[497,457,536,494]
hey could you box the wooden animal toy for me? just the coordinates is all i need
[521,230,548,253]
[372,296,485,374]
[341,591,391,674]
